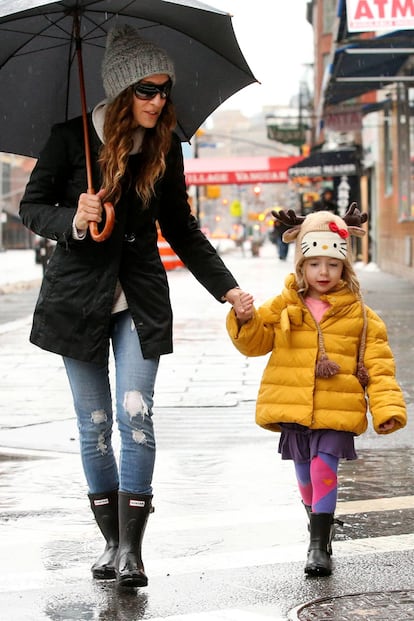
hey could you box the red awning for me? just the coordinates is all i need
[184,156,303,185]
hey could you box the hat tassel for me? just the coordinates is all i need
[316,355,340,378]
[356,362,369,387]
[356,300,369,388]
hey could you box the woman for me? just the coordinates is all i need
[20,24,245,588]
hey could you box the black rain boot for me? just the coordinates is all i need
[88,490,119,580]
[116,492,153,588]
[303,503,342,556]
[305,512,333,577]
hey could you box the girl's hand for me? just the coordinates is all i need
[223,289,254,322]
[74,189,105,231]
[379,418,397,432]
[234,291,255,324]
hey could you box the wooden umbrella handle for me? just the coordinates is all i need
[88,202,115,242]
[74,17,115,243]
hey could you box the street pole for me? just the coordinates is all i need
[298,81,303,156]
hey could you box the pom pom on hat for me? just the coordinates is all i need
[102,24,176,102]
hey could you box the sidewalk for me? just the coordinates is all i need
[0,248,42,290]
[0,244,414,620]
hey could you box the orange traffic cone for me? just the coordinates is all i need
[157,231,184,271]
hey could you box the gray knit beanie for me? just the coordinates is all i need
[102,24,176,102]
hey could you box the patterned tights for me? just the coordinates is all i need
[294,452,339,513]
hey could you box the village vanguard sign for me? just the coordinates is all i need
[347,0,414,31]
[185,170,290,185]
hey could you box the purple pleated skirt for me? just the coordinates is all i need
[278,423,357,462]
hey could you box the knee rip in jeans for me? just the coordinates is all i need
[90,409,109,455]
[91,409,107,425]
[123,390,150,445]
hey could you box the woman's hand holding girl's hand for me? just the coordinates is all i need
[74,189,105,232]
[234,291,255,325]
[223,288,254,323]
[379,418,397,432]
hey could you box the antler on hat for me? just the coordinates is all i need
[343,202,368,232]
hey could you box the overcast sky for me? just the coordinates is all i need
[207,0,314,115]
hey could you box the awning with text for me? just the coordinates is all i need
[184,156,303,185]
[288,149,361,178]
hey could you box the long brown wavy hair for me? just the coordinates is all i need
[98,86,177,207]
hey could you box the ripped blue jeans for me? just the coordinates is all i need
[63,311,159,495]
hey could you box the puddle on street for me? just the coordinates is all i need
[44,585,148,621]
[0,452,85,517]
[339,448,414,501]
[336,448,414,540]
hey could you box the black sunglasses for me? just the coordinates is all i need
[133,80,172,101]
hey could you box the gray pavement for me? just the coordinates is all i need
[0,243,414,620]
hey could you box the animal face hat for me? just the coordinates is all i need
[276,205,367,270]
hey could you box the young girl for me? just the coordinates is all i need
[226,205,407,577]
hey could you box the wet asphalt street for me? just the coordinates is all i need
[0,245,413,620]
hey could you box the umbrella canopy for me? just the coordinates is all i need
[0,0,257,158]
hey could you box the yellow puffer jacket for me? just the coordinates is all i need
[226,274,406,436]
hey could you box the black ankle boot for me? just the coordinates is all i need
[303,503,342,556]
[88,490,119,580]
[116,492,153,588]
[305,512,333,577]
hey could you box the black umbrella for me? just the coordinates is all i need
[0,0,257,240]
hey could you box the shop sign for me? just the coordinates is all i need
[324,107,362,132]
[185,170,289,185]
[266,124,307,147]
[347,0,414,32]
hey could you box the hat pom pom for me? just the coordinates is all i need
[356,362,369,388]
[316,356,340,378]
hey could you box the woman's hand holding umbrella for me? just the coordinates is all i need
[75,188,115,242]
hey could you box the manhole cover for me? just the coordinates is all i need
[289,590,414,620]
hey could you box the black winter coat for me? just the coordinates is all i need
[20,116,238,363]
